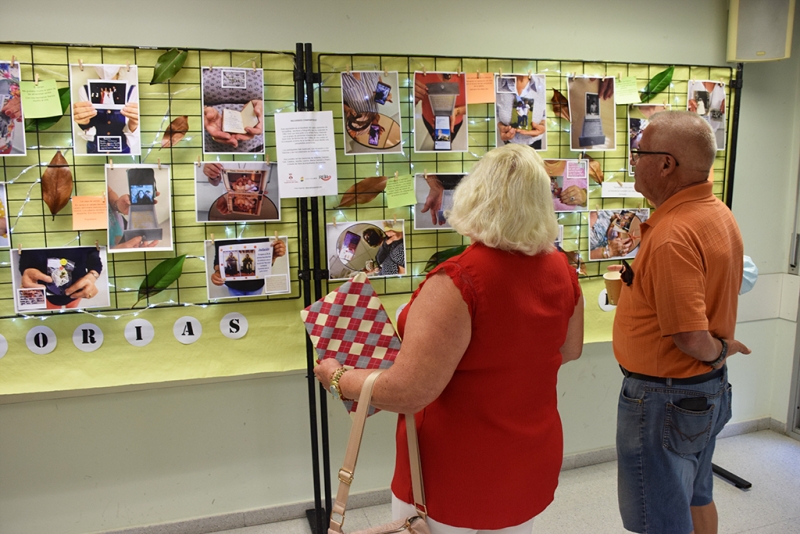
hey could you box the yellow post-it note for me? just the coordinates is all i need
[385,175,416,209]
[616,77,641,105]
[466,73,496,104]
[19,80,63,119]
[72,196,108,230]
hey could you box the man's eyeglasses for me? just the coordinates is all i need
[629,149,680,167]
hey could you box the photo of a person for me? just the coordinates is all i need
[544,159,589,212]
[687,80,726,151]
[10,246,111,312]
[628,104,669,176]
[326,220,407,280]
[340,71,402,155]
[588,209,649,260]
[70,64,140,156]
[0,61,26,156]
[201,67,265,154]
[567,76,616,151]
[413,72,468,153]
[195,161,280,222]
[413,173,465,230]
[106,164,173,252]
[0,184,9,248]
[204,236,290,299]
[495,74,547,150]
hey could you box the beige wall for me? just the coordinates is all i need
[1,1,799,533]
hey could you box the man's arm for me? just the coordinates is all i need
[672,330,751,368]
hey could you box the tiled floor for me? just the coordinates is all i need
[215,430,800,533]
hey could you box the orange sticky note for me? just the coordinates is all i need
[466,73,496,104]
[72,196,108,230]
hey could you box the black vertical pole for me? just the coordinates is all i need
[710,62,752,491]
[296,42,326,534]
[304,42,334,519]
[724,63,744,210]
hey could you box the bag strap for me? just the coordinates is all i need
[329,370,427,533]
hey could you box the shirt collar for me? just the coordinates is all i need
[642,181,714,231]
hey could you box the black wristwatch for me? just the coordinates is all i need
[707,338,728,368]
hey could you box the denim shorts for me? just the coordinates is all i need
[616,367,732,534]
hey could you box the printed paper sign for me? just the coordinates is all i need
[601,181,644,198]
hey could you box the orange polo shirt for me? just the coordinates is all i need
[613,182,743,378]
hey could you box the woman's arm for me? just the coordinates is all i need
[560,295,584,364]
[315,271,471,413]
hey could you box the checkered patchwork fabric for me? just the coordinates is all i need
[301,273,400,413]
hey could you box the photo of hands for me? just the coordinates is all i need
[0,61,25,156]
[341,71,402,155]
[544,159,589,212]
[201,67,265,154]
[70,64,140,156]
[588,209,649,261]
[10,246,111,313]
[413,173,465,230]
[0,184,9,248]
[195,162,280,222]
[567,76,616,151]
[106,164,173,253]
[326,220,406,280]
[204,236,290,299]
[495,74,547,150]
[413,72,468,153]
[629,104,670,176]
[687,80,726,151]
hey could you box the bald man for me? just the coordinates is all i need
[612,111,750,534]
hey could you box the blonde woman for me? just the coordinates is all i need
[316,144,584,534]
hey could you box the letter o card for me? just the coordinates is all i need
[73,323,104,352]
[174,316,202,344]
[26,326,57,355]
[125,319,155,347]
[220,312,248,339]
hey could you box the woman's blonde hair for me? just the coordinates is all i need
[446,144,558,255]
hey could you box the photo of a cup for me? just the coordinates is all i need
[603,271,623,306]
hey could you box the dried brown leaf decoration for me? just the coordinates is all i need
[582,154,605,185]
[160,115,189,149]
[41,151,73,220]
[336,176,388,208]
[551,89,570,121]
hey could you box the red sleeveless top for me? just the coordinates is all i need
[391,243,580,529]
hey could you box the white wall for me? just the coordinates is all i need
[1,1,798,533]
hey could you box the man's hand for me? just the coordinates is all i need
[121,102,139,132]
[204,106,238,147]
[203,163,224,187]
[608,236,633,257]
[65,273,98,300]
[414,76,429,104]
[272,238,286,259]
[235,100,263,142]
[211,266,224,286]
[21,268,52,288]
[72,102,97,125]
[498,122,516,142]
[421,178,445,225]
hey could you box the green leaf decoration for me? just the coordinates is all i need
[133,255,186,307]
[423,245,468,274]
[25,87,71,132]
[150,49,188,85]
[640,66,674,104]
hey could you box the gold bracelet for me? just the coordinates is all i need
[329,367,349,401]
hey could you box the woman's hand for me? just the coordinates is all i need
[314,358,343,393]
[65,272,99,300]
